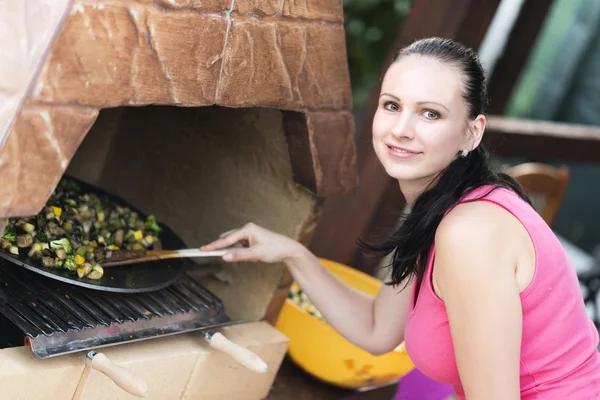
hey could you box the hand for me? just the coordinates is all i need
[201,223,306,264]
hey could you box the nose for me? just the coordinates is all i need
[390,112,415,139]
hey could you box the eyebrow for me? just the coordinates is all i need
[379,93,450,112]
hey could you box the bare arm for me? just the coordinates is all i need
[288,246,412,355]
[202,223,411,355]
[435,203,522,400]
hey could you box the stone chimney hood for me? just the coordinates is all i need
[0,0,357,218]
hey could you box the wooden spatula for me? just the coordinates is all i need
[100,248,235,268]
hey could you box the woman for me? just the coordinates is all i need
[202,37,600,399]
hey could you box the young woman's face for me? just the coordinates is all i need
[372,55,481,187]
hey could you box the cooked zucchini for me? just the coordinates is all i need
[0,179,163,280]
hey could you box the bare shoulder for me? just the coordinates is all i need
[436,200,514,245]
[434,199,522,277]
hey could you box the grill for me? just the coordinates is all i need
[0,259,232,358]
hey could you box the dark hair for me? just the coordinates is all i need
[360,37,531,288]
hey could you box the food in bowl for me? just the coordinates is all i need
[287,286,326,323]
[276,259,414,389]
[0,179,163,280]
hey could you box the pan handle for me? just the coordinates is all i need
[205,331,268,374]
[86,351,149,398]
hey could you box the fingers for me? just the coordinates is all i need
[201,228,248,251]
[202,223,259,251]
[222,247,262,262]
[204,224,272,263]
[219,229,237,239]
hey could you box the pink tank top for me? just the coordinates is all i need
[404,186,600,399]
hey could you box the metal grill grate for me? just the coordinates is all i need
[0,260,231,358]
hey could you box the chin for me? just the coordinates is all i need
[382,165,424,181]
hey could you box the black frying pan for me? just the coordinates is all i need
[0,176,185,293]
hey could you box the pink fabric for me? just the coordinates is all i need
[394,368,454,400]
[404,186,600,399]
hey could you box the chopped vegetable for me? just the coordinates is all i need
[77,263,92,278]
[0,238,12,250]
[288,286,326,324]
[42,257,55,268]
[130,243,144,251]
[62,221,73,232]
[50,238,72,254]
[59,179,80,193]
[16,234,33,248]
[64,255,77,271]
[55,248,67,260]
[95,204,105,222]
[2,229,17,243]
[86,264,103,280]
[28,243,43,258]
[0,178,163,280]
[35,231,48,243]
[143,235,153,246]
[144,215,162,235]
[21,222,35,233]
[114,230,124,247]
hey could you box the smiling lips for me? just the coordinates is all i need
[386,144,421,159]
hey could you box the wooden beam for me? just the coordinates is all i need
[487,116,600,141]
[485,116,600,163]
[486,0,554,114]
[309,0,502,273]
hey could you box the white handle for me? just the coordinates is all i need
[88,352,149,398]
[176,248,234,257]
[206,332,268,374]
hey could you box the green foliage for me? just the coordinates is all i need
[343,0,412,111]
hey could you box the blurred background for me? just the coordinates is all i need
[302,3,600,397]
[312,0,600,277]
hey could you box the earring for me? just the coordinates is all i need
[460,149,468,158]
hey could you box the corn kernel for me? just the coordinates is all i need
[134,230,143,241]
[75,255,85,265]
[52,206,62,217]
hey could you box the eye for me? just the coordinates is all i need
[383,101,400,112]
[423,110,440,120]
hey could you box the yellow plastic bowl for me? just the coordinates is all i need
[275,258,414,389]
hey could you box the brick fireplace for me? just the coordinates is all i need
[0,1,356,399]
